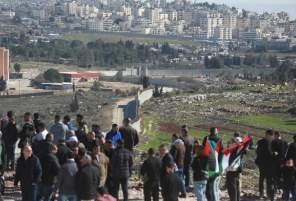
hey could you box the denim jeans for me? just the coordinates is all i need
[175,168,186,195]
[184,165,190,189]
[194,180,207,201]
[282,188,296,201]
[58,194,78,201]
[38,183,54,201]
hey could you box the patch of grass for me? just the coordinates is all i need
[64,32,199,47]
[137,115,234,152]
[236,114,296,133]
[137,115,171,152]
[190,128,234,146]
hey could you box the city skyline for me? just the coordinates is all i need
[194,0,296,18]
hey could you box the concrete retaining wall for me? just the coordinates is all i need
[112,88,173,133]
[137,89,153,105]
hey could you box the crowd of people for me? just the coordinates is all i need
[256,130,296,201]
[0,110,296,201]
[0,111,138,201]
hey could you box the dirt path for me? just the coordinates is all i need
[111,97,135,125]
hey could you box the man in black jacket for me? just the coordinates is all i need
[57,151,78,201]
[272,131,288,190]
[57,139,72,166]
[159,144,175,177]
[110,140,133,201]
[15,145,42,201]
[256,129,275,201]
[76,154,100,201]
[161,162,179,201]
[18,112,35,149]
[286,135,296,164]
[119,118,139,152]
[141,148,161,201]
[32,133,53,160]
[38,144,60,201]
[2,111,18,170]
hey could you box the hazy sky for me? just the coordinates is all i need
[194,0,296,19]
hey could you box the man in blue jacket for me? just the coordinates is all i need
[105,124,122,148]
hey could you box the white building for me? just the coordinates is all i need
[137,8,145,17]
[240,29,262,40]
[102,12,112,18]
[67,1,78,16]
[146,8,162,24]
[290,21,296,36]
[122,5,132,16]
[103,18,113,31]
[151,25,165,35]
[134,18,152,28]
[78,4,90,19]
[198,12,225,40]
[223,14,237,30]
[178,11,193,25]
[168,10,178,22]
[87,18,103,32]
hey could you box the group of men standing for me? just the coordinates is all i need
[140,126,247,201]
[0,111,139,201]
[3,109,296,201]
[256,129,296,201]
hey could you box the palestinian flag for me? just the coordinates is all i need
[203,137,224,177]
[222,135,251,173]
[203,135,251,177]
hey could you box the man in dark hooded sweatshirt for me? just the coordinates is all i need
[161,162,179,201]
[141,148,161,201]
[256,129,275,201]
[271,131,288,189]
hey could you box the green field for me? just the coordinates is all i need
[64,32,199,47]
[11,61,89,71]
[137,115,233,153]
[236,114,296,133]
[137,116,170,152]
[138,113,296,153]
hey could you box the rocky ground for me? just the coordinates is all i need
[0,90,116,131]
[136,83,296,201]
[0,170,283,201]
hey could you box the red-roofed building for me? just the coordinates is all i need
[60,71,99,84]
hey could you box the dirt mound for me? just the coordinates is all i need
[159,122,180,134]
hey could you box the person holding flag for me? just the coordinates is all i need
[202,128,251,201]
[225,132,247,201]
[203,127,224,201]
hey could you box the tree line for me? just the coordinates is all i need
[4,36,180,67]
[204,54,280,69]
